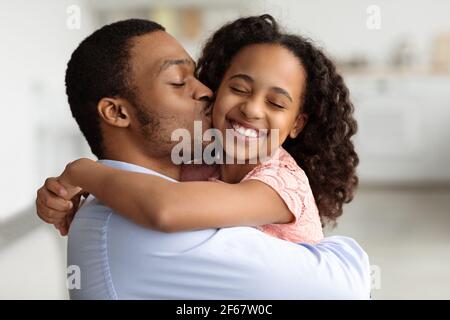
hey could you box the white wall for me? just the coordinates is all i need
[0,0,96,220]
[348,75,450,183]
[0,0,96,299]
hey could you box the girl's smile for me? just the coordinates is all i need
[226,118,268,140]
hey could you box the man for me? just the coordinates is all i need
[36,19,370,299]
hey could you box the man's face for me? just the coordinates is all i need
[125,31,212,158]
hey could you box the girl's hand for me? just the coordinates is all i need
[57,160,85,199]
[36,176,82,236]
[35,159,91,236]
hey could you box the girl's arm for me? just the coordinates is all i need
[61,158,294,232]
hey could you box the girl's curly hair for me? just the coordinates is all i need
[196,14,359,227]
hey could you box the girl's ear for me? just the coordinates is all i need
[97,98,131,128]
[289,113,308,139]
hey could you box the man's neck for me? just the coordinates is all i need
[102,150,181,181]
[219,162,258,184]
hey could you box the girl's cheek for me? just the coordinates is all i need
[215,92,240,125]
[211,104,222,128]
[212,100,227,120]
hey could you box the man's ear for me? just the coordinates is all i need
[97,98,131,128]
[289,113,308,139]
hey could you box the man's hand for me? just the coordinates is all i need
[36,175,83,236]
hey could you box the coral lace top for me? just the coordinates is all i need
[214,147,324,244]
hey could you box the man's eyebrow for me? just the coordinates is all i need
[229,73,293,102]
[159,59,195,73]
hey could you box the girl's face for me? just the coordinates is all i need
[212,43,307,162]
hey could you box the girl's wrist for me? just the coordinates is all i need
[61,158,93,190]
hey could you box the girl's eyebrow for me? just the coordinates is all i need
[229,73,293,102]
[271,87,293,102]
[229,73,253,83]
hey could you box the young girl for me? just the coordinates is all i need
[48,15,358,244]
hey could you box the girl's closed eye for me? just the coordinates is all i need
[229,85,250,94]
[267,100,285,109]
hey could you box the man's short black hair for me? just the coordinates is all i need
[65,19,165,158]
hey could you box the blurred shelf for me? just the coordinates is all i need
[91,0,247,10]
[339,67,450,77]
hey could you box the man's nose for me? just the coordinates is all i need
[193,80,213,102]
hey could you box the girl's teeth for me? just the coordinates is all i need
[246,129,256,137]
[232,122,258,138]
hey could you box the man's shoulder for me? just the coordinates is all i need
[74,195,114,220]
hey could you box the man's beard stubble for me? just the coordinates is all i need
[131,94,212,162]
[132,99,177,158]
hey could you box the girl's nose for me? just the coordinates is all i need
[239,99,265,120]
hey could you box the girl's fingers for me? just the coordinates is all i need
[54,222,68,236]
[37,204,70,224]
[46,208,70,220]
[37,187,73,212]
[44,177,68,198]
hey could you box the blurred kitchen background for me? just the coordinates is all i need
[1,0,449,299]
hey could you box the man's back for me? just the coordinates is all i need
[67,161,371,299]
[68,197,370,299]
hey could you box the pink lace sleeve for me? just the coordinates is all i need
[242,155,309,224]
[241,147,324,244]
